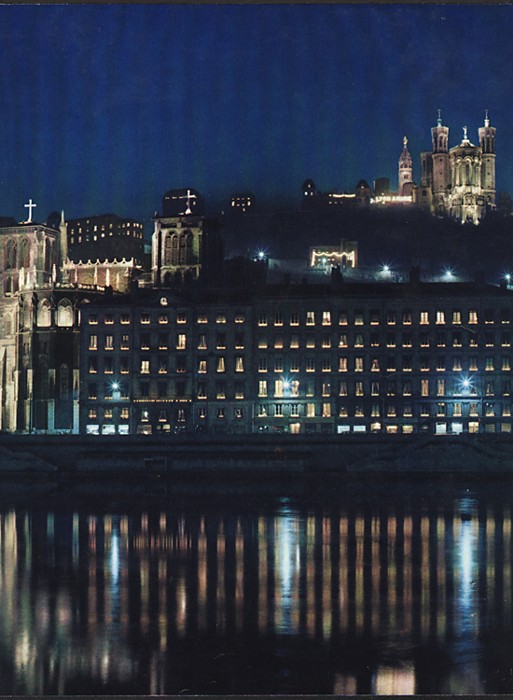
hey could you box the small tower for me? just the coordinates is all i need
[398,136,413,195]
[478,110,496,207]
[431,110,450,200]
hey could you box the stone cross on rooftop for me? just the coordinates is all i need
[24,199,37,223]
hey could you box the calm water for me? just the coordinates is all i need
[1,476,513,694]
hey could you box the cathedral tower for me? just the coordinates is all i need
[478,110,496,208]
[398,136,413,195]
[431,110,450,208]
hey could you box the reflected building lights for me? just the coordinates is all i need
[0,498,509,694]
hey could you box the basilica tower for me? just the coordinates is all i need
[431,110,450,213]
[398,136,413,195]
[478,111,496,209]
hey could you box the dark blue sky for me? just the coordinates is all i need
[1,4,513,227]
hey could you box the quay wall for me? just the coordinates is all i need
[0,433,512,477]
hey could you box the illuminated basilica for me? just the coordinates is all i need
[416,111,496,224]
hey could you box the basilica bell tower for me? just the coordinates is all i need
[398,136,413,195]
[478,110,496,209]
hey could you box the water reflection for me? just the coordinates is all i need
[0,482,512,693]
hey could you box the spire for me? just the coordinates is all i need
[403,135,408,148]
[485,109,490,128]
[60,209,65,225]
[463,125,468,141]
[437,109,442,126]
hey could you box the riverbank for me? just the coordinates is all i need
[0,432,513,477]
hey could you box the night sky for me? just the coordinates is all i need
[1,4,513,230]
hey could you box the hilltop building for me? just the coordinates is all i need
[418,111,496,224]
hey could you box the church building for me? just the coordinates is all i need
[418,111,496,224]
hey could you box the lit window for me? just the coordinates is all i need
[216,383,226,400]
[158,314,168,325]
[274,311,283,326]
[290,358,299,372]
[216,313,226,324]
[140,359,150,374]
[503,357,511,371]
[105,314,114,325]
[258,337,268,349]
[89,334,98,350]
[338,311,348,325]
[274,357,283,372]
[290,334,299,349]
[322,381,331,397]
[354,311,364,325]
[258,404,267,417]
[370,310,380,325]
[355,381,364,397]
[290,403,299,417]
[275,404,283,417]
[140,313,150,324]
[485,357,494,371]
[216,357,225,373]
[306,358,315,372]
[322,311,331,326]
[355,357,364,372]
[235,313,245,324]
[322,403,331,417]
[452,310,461,324]
[469,310,478,324]
[339,357,348,372]
[274,380,283,398]
[198,334,207,350]
[176,333,187,350]
[177,313,187,324]
[322,333,331,348]
[290,312,299,326]
[436,310,445,324]
[307,403,316,417]
[306,334,315,349]
[235,356,244,372]
[402,310,412,325]
[306,311,315,326]
[420,311,429,325]
[274,335,284,349]
[105,335,114,350]
[258,313,267,326]
[437,379,445,396]
[258,380,267,397]
[198,359,207,373]
[258,358,267,372]
[371,381,380,396]
[339,380,348,396]
[197,314,208,324]
[120,314,130,325]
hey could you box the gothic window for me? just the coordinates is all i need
[37,300,51,327]
[4,240,16,270]
[57,299,73,327]
[44,238,52,272]
[18,238,29,268]
[171,235,180,265]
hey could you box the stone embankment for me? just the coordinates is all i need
[0,433,512,478]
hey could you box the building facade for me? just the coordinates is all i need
[418,112,496,224]
[78,273,513,437]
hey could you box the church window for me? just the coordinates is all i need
[235,356,244,372]
[57,299,73,327]
[105,335,114,350]
[19,239,30,267]
[38,301,51,328]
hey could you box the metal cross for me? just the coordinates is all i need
[24,199,37,222]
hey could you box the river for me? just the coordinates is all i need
[0,475,511,694]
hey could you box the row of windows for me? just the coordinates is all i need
[256,402,510,419]
[256,356,512,373]
[85,307,513,328]
[257,378,512,397]
[87,406,246,423]
[87,311,246,326]
[87,332,246,351]
[256,309,510,326]
[258,331,512,349]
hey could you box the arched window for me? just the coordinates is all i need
[44,238,52,272]
[57,299,73,327]
[4,240,16,270]
[171,235,180,265]
[38,300,52,327]
[19,238,30,268]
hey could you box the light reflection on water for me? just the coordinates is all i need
[0,481,512,694]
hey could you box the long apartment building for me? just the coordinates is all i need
[79,270,513,436]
